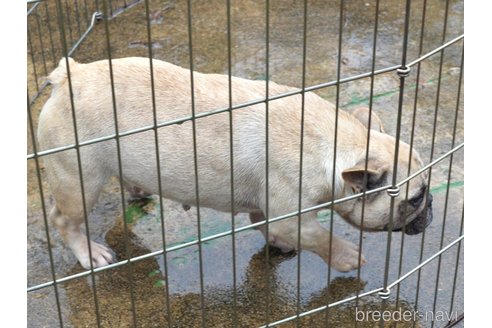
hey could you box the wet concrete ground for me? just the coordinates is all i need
[27,0,463,327]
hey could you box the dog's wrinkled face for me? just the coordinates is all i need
[335,131,433,235]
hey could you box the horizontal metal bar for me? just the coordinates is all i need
[28,34,464,158]
[28,114,188,159]
[407,34,464,68]
[306,64,399,93]
[397,143,464,187]
[387,234,464,290]
[287,143,464,215]
[29,234,464,324]
[259,287,385,328]
[26,219,277,292]
[27,65,399,160]
[26,143,463,293]
[261,234,464,328]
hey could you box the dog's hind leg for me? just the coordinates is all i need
[45,154,115,269]
[249,212,294,253]
[49,204,115,269]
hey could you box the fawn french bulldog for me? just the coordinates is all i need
[38,57,432,271]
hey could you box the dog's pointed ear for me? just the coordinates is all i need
[352,106,385,133]
[342,159,389,193]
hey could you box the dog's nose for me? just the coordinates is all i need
[404,194,434,235]
[388,192,434,234]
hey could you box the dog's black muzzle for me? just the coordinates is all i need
[388,193,433,235]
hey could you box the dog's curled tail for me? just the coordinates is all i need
[47,57,77,85]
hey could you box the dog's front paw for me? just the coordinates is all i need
[329,239,366,272]
[72,240,116,269]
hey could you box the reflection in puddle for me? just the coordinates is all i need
[62,214,421,327]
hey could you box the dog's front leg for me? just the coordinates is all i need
[268,212,366,272]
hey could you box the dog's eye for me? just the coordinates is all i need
[352,186,362,194]
[408,196,422,208]
[408,187,426,208]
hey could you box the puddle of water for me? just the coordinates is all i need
[27,0,463,327]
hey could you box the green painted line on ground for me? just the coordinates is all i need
[430,180,464,194]
[341,75,445,108]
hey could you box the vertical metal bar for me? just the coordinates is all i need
[395,0,428,309]
[431,164,456,328]
[100,0,138,326]
[354,1,380,325]
[185,1,207,326]
[27,20,40,93]
[449,207,464,317]
[54,0,102,326]
[325,0,344,324]
[74,0,83,39]
[295,0,309,326]
[225,0,238,326]
[34,8,48,77]
[142,0,173,326]
[27,93,65,328]
[447,47,464,318]
[380,0,412,326]
[43,0,59,67]
[411,225,428,326]
[108,0,114,16]
[82,0,91,26]
[410,0,451,323]
[429,2,456,322]
[410,4,435,326]
[63,0,74,46]
[264,0,272,325]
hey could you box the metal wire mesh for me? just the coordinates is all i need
[27,0,464,327]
